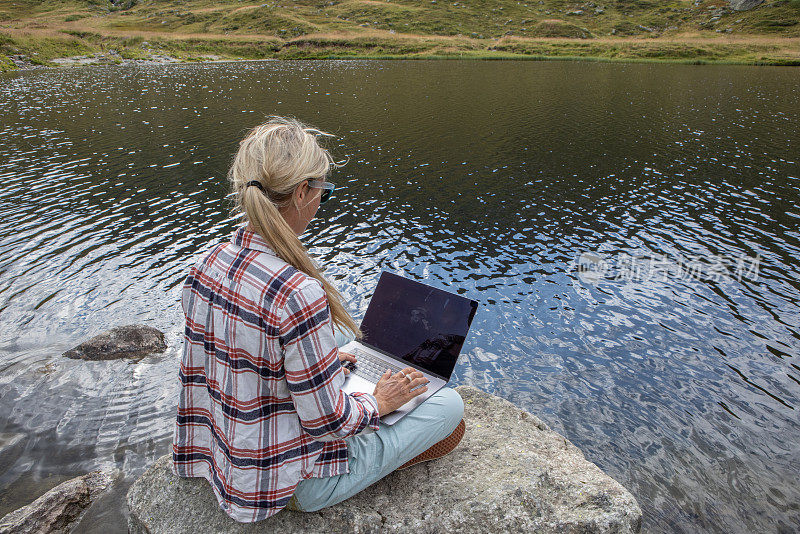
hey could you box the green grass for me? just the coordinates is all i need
[529,20,592,38]
[21,0,796,40]
[1,31,94,70]
[152,36,283,59]
[489,37,800,64]
[1,0,799,69]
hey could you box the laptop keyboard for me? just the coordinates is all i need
[347,347,405,383]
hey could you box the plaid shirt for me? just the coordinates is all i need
[173,225,380,523]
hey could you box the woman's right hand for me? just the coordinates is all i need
[372,367,429,417]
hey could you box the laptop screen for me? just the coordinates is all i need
[360,272,478,380]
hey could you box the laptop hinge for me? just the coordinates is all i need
[359,341,450,382]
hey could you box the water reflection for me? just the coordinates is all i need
[0,60,798,533]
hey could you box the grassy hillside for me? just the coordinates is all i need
[1,0,799,69]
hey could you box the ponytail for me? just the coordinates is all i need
[228,117,362,340]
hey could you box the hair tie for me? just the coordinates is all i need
[246,180,266,193]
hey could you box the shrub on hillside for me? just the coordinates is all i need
[529,20,592,38]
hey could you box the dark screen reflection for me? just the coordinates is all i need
[360,272,478,379]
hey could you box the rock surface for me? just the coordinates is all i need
[63,324,167,360]
[7,55,41,70]
[127,385,641,533]
[0,470,116,534]
[51,53,183,67]
[728,0,763,10]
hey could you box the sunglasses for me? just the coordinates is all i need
[307,179,335,204]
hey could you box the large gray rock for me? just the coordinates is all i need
[0,470,116,534]
[127,386,642,533]
[63,324,167,360]
[728,0,763,10]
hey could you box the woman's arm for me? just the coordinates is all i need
[280,278,380,441]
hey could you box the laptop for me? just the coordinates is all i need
[340,271,478,425]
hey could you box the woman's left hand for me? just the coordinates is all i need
[338,351,356,374]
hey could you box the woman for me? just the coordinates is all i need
[173,116,465,523]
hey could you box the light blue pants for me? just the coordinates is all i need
[289,328,464,512]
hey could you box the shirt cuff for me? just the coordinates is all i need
[351,392,381,430]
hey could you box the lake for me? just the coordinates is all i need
[0,60,798,532]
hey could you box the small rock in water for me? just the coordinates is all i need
[0,470,117,534]
[63,324,167,361]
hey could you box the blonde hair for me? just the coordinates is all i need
[227,116,361,340]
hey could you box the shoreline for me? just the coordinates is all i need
[3,31,800,72]
[6,48,800,72]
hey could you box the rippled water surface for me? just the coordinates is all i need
[0,60,798,533]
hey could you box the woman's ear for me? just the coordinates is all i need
[292,180,309,209]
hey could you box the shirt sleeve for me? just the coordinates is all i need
[280,278,380,441]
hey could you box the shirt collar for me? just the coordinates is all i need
[231,225,277,255]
